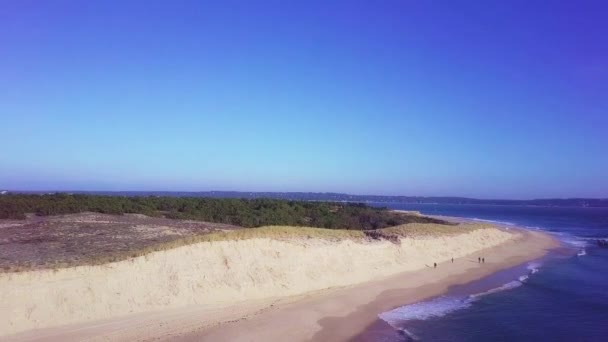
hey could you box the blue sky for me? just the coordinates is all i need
[1,1,607,199]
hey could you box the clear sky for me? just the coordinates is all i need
[1,1,607,199]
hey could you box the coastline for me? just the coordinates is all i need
[186,229,558,342]
[2,227,558,342]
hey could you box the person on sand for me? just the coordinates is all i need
[434,262,437,268]
[482,257,485,263]
[478,257,481,263]
[451,258,454,263]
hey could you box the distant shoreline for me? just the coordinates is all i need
[2,190,607,207]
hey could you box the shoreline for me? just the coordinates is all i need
[3,227,558,342]
[190,229,558,342]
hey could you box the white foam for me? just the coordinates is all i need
[398,328,420,341]
[379,296,474,324]
[379,261,543,325]
[527,261,542,274]
[577,249,587,256]
[577,237,608,248]
[562,238,587,248]
[579,236,608,241]
[470,280,523,299]
[519,261,543,280]
[550,232,588,248]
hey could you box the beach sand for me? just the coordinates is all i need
[1,227,557,342]
[181,229,557,342]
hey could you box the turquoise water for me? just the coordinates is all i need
[365,204,608,342]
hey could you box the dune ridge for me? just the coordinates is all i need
[0,225,515,336]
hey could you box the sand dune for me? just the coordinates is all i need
[0,226,515,336]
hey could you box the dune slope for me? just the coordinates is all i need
[0,225,515,336]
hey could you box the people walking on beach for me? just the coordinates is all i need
[482,258,485,263]
[434,262,437,268]
[478,257,481,263]
[451,258,454,263]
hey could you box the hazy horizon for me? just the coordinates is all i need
[1,1,607,199]
[2,188,607,202]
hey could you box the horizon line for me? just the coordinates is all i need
[2,189,606,202]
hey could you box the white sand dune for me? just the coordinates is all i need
[0,227,515,336]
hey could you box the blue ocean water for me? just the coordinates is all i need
[368,203,608,342]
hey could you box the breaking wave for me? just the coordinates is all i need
[379,262,542,327]
[379,295,475,324]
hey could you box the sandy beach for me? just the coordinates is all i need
[182,229,557,342]
[1,224,558,342]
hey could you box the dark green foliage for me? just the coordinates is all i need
[0,194,449,229]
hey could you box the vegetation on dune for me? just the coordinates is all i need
[0,194,450,229]
[1,223,491,273]
[0,194,469,273]
[196,223,489,242]
[200,225,367,241]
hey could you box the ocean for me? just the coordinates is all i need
[365,203,608,342]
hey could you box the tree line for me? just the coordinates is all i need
[0,193,448,230]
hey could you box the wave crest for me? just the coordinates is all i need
[379,261,543,325]
[379,296,474,324]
